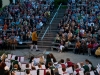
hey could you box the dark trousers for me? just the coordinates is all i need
[0,44,3,50]
[75,48,79,54]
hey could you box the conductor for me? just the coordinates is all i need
[31,29,39,51]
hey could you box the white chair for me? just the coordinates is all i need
[79,71,84,75]
[66,67,73,74]
[90,71,95,75]
[39,69,44,75]
[30,70,37,75]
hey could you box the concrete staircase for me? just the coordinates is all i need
[37,9,65,50]
[16,9,57,49]
[16,8,66,50]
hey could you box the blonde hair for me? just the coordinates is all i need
[39,56,44,64]
[1,53,7,61]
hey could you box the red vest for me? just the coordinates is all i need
[61,63,66,68]
[75,68,80,75]
[67,61,73,67]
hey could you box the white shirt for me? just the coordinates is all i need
[80,29,84,34]
[39,22,43,27]
[60,45,64,51]
[72,0,75,3]
[87,64,92,70]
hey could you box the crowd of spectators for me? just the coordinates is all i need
[54,0,100,56]
[0,53,100,75]
[0,0,54,50]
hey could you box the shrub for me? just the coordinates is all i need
[0,0,2,8]
[54,0,68,8]
[9,0,13,4]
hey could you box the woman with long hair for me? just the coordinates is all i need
[45,54,51,69]
[85,59,94,71]
[29,56,35,67]
[49,53,57,63]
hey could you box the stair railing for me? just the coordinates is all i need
[40,3,62,49]
[41,3,62,41]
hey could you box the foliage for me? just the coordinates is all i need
[9,0,13,4]
[61,5,67,9]
[0,0,2,8]
[54,0,68,8]
[0,6,6,11]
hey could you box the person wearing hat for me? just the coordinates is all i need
[31,29,39,51]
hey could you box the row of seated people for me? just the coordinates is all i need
[0,53,100,75]
[0,0,54,42]
[53,0,100,56]
[54,35,100,57]
[0,37,17,50]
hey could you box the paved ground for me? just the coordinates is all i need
[8,48,100,67]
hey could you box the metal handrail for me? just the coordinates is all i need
[41,3,62,40]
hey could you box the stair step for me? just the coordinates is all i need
[16,45,51,49]
[38,43,52,46]
[68,48,75,50]
[38,45,51,48]
[38,41,52,43]
[38,37,54,39]
[39,34,55,37]
[39,39,54,41]
[36,8,66,50]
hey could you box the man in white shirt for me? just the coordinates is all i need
[72,0,75,3]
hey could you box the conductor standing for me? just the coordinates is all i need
[31,29,39,51]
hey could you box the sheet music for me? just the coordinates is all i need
[39,70,44,75]
[5,58,10,62]
[77,63,81,69]
[17,57,20,61]
[58,68,63,74]
[97,63,100,73]
[42,65,46,69]
[35,66,39,70]
[5,62,11,68]
[8,54,11,59]
[63,74,69,75]
[11,55,16,60]
[21,63,26,70]
[90,71,95,75]
[79,71,84,75]
[30,70,37,75]
[20,72,25,75]
[15,71,20,75]
[66,67,73,74]
[20,57,24,62]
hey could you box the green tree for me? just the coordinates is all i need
[0,0,2,8]
[54,0,68,8]
[9,0,13,4]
